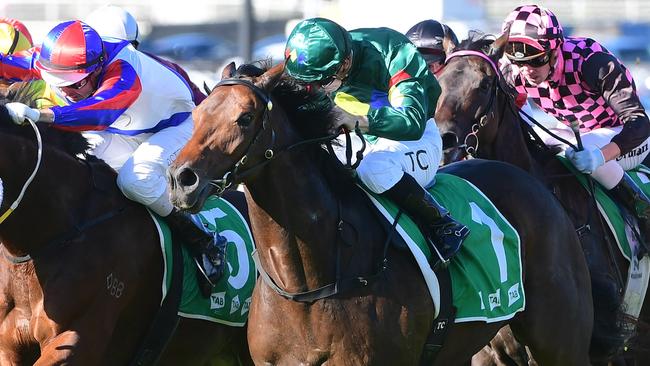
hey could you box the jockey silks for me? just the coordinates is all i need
[329,27,440,142]
[0,40,195,135]
[503,36,650,155]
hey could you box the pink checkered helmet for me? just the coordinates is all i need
[502,5,563,60]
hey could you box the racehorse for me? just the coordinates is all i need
[434,30,650,364]
[167,61,594,365]
[0,90,252,365]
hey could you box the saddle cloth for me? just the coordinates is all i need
[361,173,525,323]
[148,195,256,327]
[557,157,650,320]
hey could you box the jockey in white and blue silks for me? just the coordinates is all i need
[0,20,224,289]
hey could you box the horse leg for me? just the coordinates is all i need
[432,321,505,365]
[509,246,593,366]
[160,318,252,366]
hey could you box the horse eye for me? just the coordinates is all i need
[237,113,254,127]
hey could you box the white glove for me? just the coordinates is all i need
[565,147,605,174]
[5,102,40,125]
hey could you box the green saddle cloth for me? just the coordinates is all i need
[557,157,650,261]
[362,173,525,323]
[149,195,256,327]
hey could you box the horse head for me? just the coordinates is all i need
[168,62,286,212]
[435,30,515,165]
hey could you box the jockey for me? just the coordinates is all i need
[501,5,650,240]
[405,19,458,76]
[0,20,225,289]
[85,5,206,106]
[0,18,64,108]
[284,18,469,265]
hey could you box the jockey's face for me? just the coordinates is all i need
[318,52,353,94]
[513,50,554,86]
[58,67,102,102]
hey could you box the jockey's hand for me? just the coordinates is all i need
[330,105,369,133]
[5,102,40,125]
[565,146,605,174]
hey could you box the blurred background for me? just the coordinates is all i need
[2,0,650,114]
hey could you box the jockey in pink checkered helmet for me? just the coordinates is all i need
[500,5,650,247]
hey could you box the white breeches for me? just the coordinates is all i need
[332,119,443,194]
[83,116,194,215]
[526,116,650,189]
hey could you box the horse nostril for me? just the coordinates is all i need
[441,132,459,150]
[177,167,199,188]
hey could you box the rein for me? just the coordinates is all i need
[0,118,42,224]
[0,120,126,263]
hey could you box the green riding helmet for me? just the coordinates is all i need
[284,17,352,83]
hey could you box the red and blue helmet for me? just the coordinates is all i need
[35,20,105,87]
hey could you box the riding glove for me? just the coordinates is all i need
[565,146,605,174]
[5,102,40,125]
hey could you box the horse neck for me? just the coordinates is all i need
[244,138,347,293]
[483,90,538,174]
[0,142,111,257]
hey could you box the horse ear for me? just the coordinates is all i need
[488,25,510,62]
[443,33,458,56]
[257,62,285,93]
[221,62,236,80]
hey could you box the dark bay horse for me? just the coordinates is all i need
[167,61,594,365]
[0,94,251,365]
[434,31,650,364]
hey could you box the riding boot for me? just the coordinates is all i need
[610,173,650,255]
[382,174,470,267]
[164,209,227,291]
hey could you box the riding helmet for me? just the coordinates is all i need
[502,5,564,61]
[284,17,352,83]
[36,20,105,87]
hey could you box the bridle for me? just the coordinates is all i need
[207,78,347,195]
[444,50,502,156]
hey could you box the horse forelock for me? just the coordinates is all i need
[0,83,93,160]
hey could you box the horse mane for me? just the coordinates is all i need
[0,82,94,161]
[456,30,496,53]
[233,62,356,190]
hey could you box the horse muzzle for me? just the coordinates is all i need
[167,164,213,213]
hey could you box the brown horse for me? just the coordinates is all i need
[167,61,594,365]
[0,94,252,365]
[434,30,650,364]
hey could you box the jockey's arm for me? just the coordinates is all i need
[583,52,650,160]
[368,46,440,141]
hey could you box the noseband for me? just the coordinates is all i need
[444,50,502,156]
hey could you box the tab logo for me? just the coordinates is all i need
[230,295,241,314]
[488,289,501,310]
[210,292,226,310]
[508,283,521,306]
[241,297,252,316]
